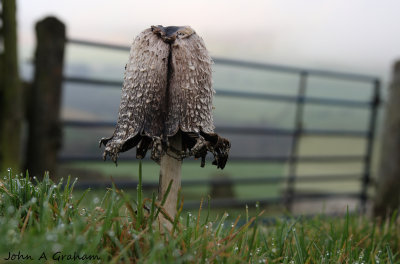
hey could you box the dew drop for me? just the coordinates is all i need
[93,197,100,204]
[80,208,87,216]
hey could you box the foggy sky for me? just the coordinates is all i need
[18,0,400,82]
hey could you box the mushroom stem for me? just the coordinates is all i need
[158,131,182,229]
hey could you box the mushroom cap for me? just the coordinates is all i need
[100,26,230,169]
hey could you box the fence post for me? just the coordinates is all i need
[0,0,22,173]
[360,79,380,213]
[25,17,66,179]
[284,71,308,211]
[373,62,400,218]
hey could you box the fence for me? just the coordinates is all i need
[58,38,381,211]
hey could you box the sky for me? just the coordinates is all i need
[17,0,400,84]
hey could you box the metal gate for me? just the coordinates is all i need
[60,38,381,211]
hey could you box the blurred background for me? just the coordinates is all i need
[2,0,400,216]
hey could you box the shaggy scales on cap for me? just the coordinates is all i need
[100,25,230,169]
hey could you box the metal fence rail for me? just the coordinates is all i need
[62,38,381,211]
[73,173,363,189]
[68,38,379,82]
[64,76,373,108]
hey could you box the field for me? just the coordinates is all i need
[0,168,399,263]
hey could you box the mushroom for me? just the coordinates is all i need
[100,25,230,227]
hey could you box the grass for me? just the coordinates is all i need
[0,166,399,263]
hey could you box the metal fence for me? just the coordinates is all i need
[62,38,381,211]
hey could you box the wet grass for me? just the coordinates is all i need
[0,166,399,263]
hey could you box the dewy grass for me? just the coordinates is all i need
[0,166,399,263]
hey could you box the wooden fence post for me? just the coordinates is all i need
[373,61,400,218]
[0,0,22,173]
[25,17,66,179]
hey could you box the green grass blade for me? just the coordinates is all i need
[386,244,394,264]
[136,161,143,229]
[155,179,173,219]
[293,227,304,263]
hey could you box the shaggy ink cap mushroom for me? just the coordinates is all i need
[100,25,230,169]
